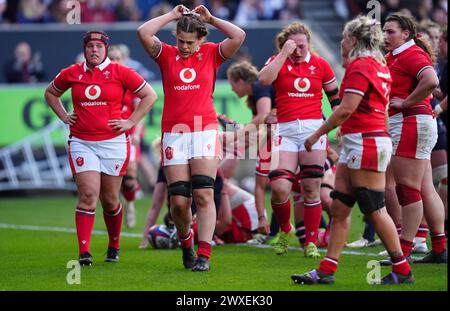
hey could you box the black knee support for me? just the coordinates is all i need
[321,183,334,190]
[168,181,192,198]
[191,175,215,190]
[354,187,385,215]
[330,190,356,208]
[268,169,296,183]
[300,165,324,179]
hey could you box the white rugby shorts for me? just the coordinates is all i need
[338,131,392,172]
[272,119,327,153]
[68,134,130,176]
[161,130,221,166]
[389,113,437,160]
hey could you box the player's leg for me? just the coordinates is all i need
[298,149,327,258]
[268,150,297,255]
[74,171,101,265]
[292,163,354,284]
[99,173,124,262]
[189,157,219,271]
[416,161,447,263]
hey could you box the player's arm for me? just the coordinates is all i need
[323,80,340,111]
[434,95,447,115]
[390,67,439,109]
[109,83,157,133]
[44,83,77,126]
[194,5,245,59]
[304,93,362,152]
[258,40,296,85]
[137,4,187,58]
[140,182,168,248]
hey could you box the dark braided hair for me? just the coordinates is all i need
[176,14,208,39]
[386,13,435,62]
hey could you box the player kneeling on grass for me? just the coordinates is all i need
[291,16,413,285]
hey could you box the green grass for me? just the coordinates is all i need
[0,195,447,291]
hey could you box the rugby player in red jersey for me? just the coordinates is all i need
[109,45,145,229]
[258,22,340,257]
[137,4,245,271]
[382,13,446,264]
[292,15,414,285]
[44,30,157,265]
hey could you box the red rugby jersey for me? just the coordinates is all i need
[155,42,225,132]
[339,57,392,135]
[386,39,434,116]
[265,52,336,122]
[52,58,146,140]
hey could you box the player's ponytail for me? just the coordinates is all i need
[386,13,436,62]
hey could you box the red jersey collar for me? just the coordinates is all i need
[83,57,111,72]
[392,39,415,56]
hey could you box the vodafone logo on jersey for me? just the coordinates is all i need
[288,77,314,98]
[179,68,196,83]
[293,77,311,92]
[174,68,201,91]
[85,85,101,100]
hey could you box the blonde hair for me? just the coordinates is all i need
[226,61,259,84]
[344,15,386,65]
[275,22,312,52]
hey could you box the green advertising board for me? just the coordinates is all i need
[0,82,335,147]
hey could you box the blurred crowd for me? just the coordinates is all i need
[0,0,303,25]
[334,0,447,26]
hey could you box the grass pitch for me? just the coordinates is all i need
[0,195,447,291]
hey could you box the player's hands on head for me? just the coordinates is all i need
[193,5,213,23]
[108,119,135,133]
[171,4,189,19]
[63,113,77,126]
[281,39,297,57]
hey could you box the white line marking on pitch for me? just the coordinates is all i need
[0,222,399,258]
[0,223,141,238]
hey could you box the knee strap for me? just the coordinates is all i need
[354,187,385,215]
[395,184,421,206]
[330,190,356,208]
[300,165,324,179]
[191,175,215,190]
[268,169,296,183]
[168,181,192,198]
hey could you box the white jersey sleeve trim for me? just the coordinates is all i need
[344,88,365,96]
[323,77,336,85]
[52,81,63,93]
[416,66,433,79]
[218,42,228,61]
[132,80,147,94]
